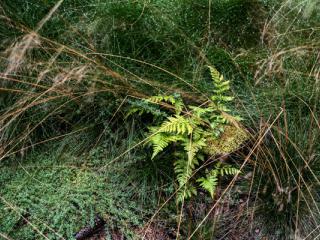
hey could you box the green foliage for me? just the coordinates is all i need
[130,66,246,202]
[0,135,162,239]
[178,0,265,48]
[148,94,185,115]
[244,108,320,238]
[1,0,319,238]
[197,162,240,198]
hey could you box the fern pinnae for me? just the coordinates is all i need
[220,165,241,176]
[148,94,184,114]
[149,130,183,159]
[129,65,244,202]
[159,115,193,135]
[197,174,218,198]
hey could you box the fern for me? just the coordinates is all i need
[197,163,240,198]
[128,66,246,202]
[208,66,233,98]
[220,164,241,176]
[189,105,214,115]
[183,138,206,167]
[175,138,206,186]
[208,66,234,111]
[149,130,184,159]
[158,115,194,135]
[148,94,184,115]
[176,183,197,203]
[197,172,218,198]
[174,157,196,189]
[125,99,167,119]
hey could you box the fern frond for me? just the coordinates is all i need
[174,138,207,203]
[126,99,167,118]
[148,94,184,114]
[220,165,241,176]
[197,163,239,198]
[183,138,206,165]
[192,127,206,141]
[208,66,222,84]
[148,95,176,104]
[176,183,197,203]
[197,172,218,198]
[189,105,214,118]
[149,130,184,159]
[174,158,196,187]
[208,66,234,111]
[159,115,193,135]
[173,98,184,115]
[211,95,234,102]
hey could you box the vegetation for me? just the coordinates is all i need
[128,66,245,202]
[0,0,319,239]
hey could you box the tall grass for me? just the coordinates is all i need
[0,0,319,239]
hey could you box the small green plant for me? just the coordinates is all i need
[0,138,157,239]
[129,66,247,202]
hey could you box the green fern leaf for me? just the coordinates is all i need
[183,138,206,165]
[148,95,184,114]
[149,130,184,159]
[197,174,218,198]
[208,66,222,84]
[220,165,241,176]
[159,115,193,135]
[176,183,197,202]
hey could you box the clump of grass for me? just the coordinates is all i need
[215,1,320,238]
[248,108,320,238]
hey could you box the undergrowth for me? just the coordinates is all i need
[128,66,246,202]
[0,128,169,239]
[0,0,320,239]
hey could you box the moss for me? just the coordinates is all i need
[205,125,248,156]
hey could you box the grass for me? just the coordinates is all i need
[0,0,319,239]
